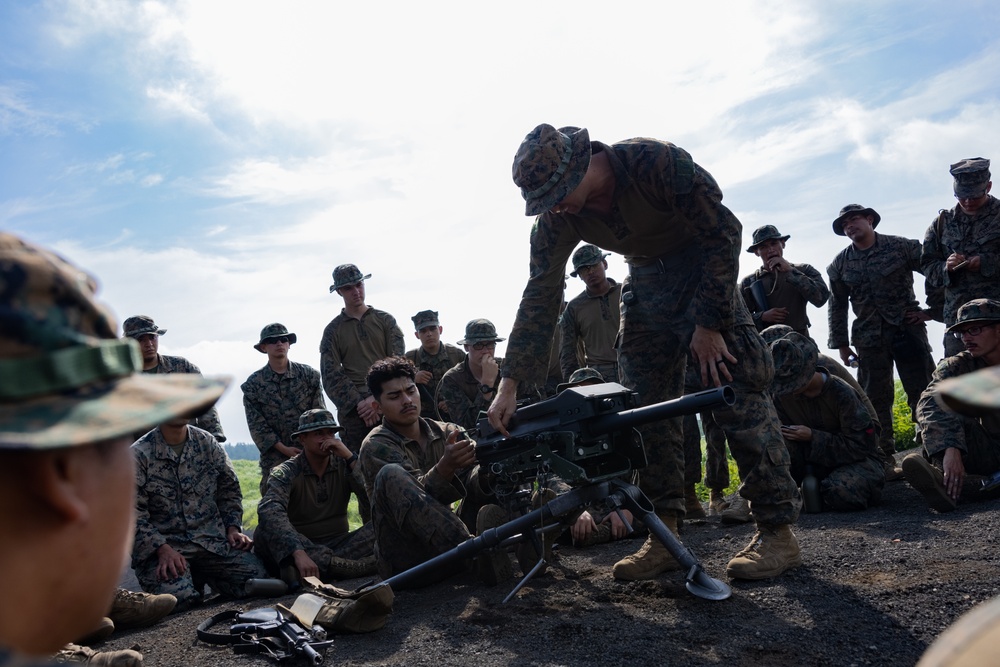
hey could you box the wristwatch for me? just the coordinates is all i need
[479,383,494,395]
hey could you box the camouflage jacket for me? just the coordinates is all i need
[145,354,226,441]
[132,426,244,565]
[827,233,930,349]
[241,360,326,470]
[739,263,829,335]
[917,352,1000,457]
[320,307,405,413]
[256,451,362,564]
[435,355,503,431]
[405,343,466,419]
[559,278,622,378]
[921,196,1000,326]
[503,138,749,386]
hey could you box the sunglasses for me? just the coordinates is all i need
[264,336,290,345]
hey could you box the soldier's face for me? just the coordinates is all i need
[300,428,339,457]
[576,260,607,290]
[754,239,785,264]
[956,183,991,215]
[841,214,874,242]
[136,333,159,363]
[263,337,290,360]
[375,377,421,428]
[959,323,1000,360]
[337,282,366,308]
[416,325,442,350]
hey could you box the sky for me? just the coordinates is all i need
[3,1,999,444]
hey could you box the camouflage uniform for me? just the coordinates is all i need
[254,452,375,577]
[559,278,623,381]
[405,343,466,419]
[739,263,829,338]
[827,232,935,457]
[144,354,226,441]
[435,355,504,432]
[504,135,800,524]
[132,426,266,607]
[241,360,326,494]
[682,359,730,492]
[359,418,482,581]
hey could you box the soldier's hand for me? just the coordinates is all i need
[780,424,812,442]
[481,355,499,386]
[357,396,380,426]
[321,436,352,459]
[487,379,519,436]
[691,325,736,387]
[761,307,789,324]
[415,370,433,385]
[437,429,475,480]
[227,526,254,551]
[903,310,931,325]
[155,544,187,581]
[767,257,791,273]
[292,550,320,580]
[838,346,857,366]
[967,255,982,272]
[946,252,968,272]
[942,447,966,501]
[607,509,634,540]
[571,511,597,544]
[275,442,302,458]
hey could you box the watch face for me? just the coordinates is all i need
[480,384,492,394]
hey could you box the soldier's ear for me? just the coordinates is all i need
[27,448,92,524]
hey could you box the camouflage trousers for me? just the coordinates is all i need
[135,543,267,609]
[254,522,376,579]
[370,464,471,586]
[338,407,375,524]
[856,323,934,458]
[788,447,885,511]
[683,411,730,492]
[619,271,800,525]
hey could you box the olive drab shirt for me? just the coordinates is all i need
[559,278,623,378]
[739,263,830,336]
[320,307,405,413]
[405,343,466,419]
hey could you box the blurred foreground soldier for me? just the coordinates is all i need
[123,315,226,442]
[0,233,226,666]
[918,593,1000,667]
[559,244,622,381]
[922,158,1000,356]
[404,310,465,420]
[254,409,376,585]
[904,299,1000,512]
[242,323,325,494]
[770,333,885,512]
[493,124,802,582]
[740,224,829,338]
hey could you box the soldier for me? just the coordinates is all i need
[827,204,936,477]
[922,158,1000,356]
[0,233,226,666]
[559,244,623,382]
[123,315,226,441]
[740,224,829,339]
[681,359,736,521]
[254,409,376,584]
[404,310,465,420]
[491,124,803,582]
[903,299,1000,512]
[320,263,405,522]
[769,333,885,512]
[242,323,326,494]
[132,417,267,610]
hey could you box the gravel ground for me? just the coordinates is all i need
[101,473,1000,667]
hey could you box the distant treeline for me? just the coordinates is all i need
[224,443,260,461]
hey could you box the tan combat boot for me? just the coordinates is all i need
[327,554,378,580]
[708,489,728,516]
[54,643,143,666]
[75,617,115,646]
[726,523,802,580]
[720,494,752,524]
[612,514,681,581]
[107,589,176,630]
[684,485,707,520]
[901,453,957,512]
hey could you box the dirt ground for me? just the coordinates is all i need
[101,470,1000,667]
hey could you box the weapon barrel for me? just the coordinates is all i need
[588,386,734,434]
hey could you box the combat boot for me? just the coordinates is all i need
[75,617,115,646]
[726,523,802,580]
[720,495,752,524]
[107,589,176,630]
[612,514,681,581]
[327,554,378,580]
[516,488,559,575]
[902,453,956,512]
[54,643,143,666]
[708,489,728,516]
[684,485,707,520]
[475,504,513,586]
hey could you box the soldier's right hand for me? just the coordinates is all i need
[292,550,320,579]
[357,396,380,426]
[761,307,789,324]
[838,346,857,366]
[155,544,187,581]
[437,430,475,479]
[487,379,519,435]
[415,370,432,384]
[571,511,597,544]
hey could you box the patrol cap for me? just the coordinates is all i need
[512,124,592,216]
[0,233,229,450]
[950,157,991,199]
[935,366,1000,417]
[746,225,790,253]
[570,244,610,277]
[329,264,371,293]
[457,319,506,345]
[556,367,605,393]
[946,299,1000,333]
[769,332,819,397]
[123,315,166,339]
[832,204,881,236]
[254,323,297,352]
[411,310,440,330]
[291,409,344,437]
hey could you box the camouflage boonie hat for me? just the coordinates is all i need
[946,298,1000,333]
[457,319,506,345]
[935,366,1000,417]
[832,204,881,236]
[769,332,819,397]
[123,315,166,339]
[950,157,991,199]
[411,310,440,330]
[746,225,790,253]
[512,124,592,216]
[329,264,371,293]
[760,324,795,347]
[569,244,610,277]
[254,323,298,352]
[0,233,228,449]
[556,367,605,393]
[291,409,343,437]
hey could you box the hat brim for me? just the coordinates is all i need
[833,208,881,236]
[291,421,344,437]
[523,127,592,217]
[125,327,166,339]
[457,336,506,346]
[254,332,298,352]
[935,366,1000,417]
[0,373,229,449]
[746,235,790,253]
[945,317,1000,334]
[329,274,372,293]
[569,253,610,277]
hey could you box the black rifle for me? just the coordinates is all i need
[198,607,335,664]
[382,382,736,602]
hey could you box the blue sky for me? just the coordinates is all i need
[3,1,999,443]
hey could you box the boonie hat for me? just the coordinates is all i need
[746,225,790,253]
[556,367,605,393]
[769,332,819,397]
[569,244,610,277]
[832,204,881,236]
[0,233,228,449]
[936,366,1000,417]
[946,298,1000,333]
[412,310,440,330]
[329,264,371,293]
[254,323,298,352]
[457,319,506,346]
[291,409,344,437]
[512,124,592,216]
[760,324,795,347]
[123,315,166,339]
[950,158,991,199]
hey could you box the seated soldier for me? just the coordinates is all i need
[132,417,267,610]
[255,409,376,585]
[904,299,1000,512]
[769,332,885,511]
